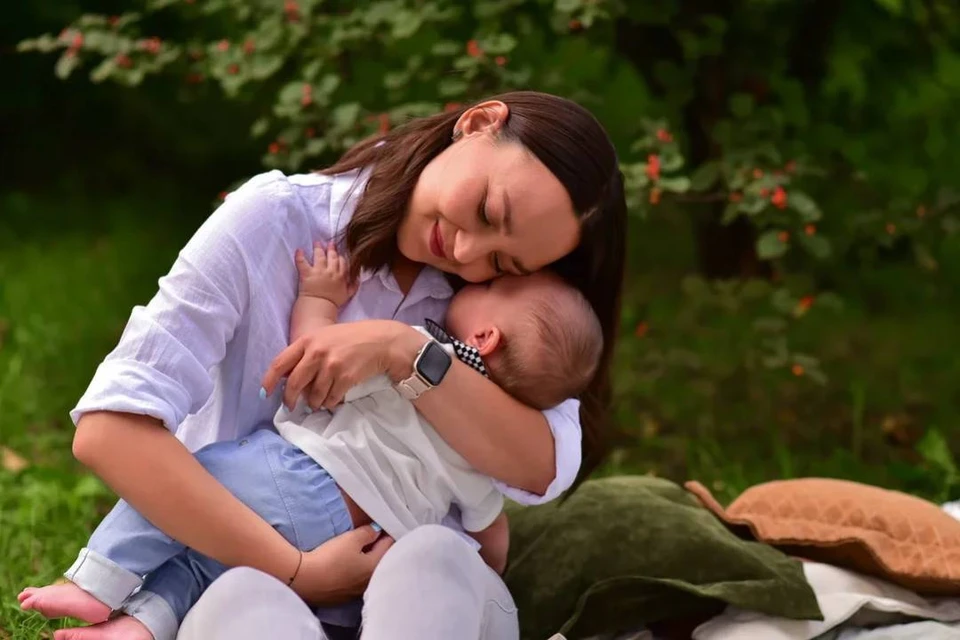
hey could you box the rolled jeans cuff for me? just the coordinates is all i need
[64,547,143,610]
[124,589,179,640]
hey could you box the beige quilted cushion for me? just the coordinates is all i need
[685,478,960,595]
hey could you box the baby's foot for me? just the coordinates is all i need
[18,582,111,623]
[53,615,154,640]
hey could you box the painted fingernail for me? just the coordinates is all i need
[259,387,267,400]
[371,523,382,533]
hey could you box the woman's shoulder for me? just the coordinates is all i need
[225,168,369,238]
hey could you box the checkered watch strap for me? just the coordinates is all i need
[423,319,489,378]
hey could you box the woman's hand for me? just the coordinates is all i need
[261,320,427,411]
[291,525,395,604]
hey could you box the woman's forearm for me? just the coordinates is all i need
[73,411,301,581]
[384,322,555,494]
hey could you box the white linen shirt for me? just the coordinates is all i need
[70,169,583,512]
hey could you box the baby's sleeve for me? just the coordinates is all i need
[458,488,505,533]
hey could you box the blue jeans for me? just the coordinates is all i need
[64,429,356,640]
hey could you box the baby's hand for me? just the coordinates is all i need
[295,242,356,307]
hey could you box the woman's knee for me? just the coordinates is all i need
[379,525,475,572]
[178,568,320,640]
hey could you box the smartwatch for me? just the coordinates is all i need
[395,339,452,400]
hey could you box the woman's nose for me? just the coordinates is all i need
[452,230,492,265]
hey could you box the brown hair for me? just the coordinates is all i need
[322,91,626,491]
[490,275,603,411]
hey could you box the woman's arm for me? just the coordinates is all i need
[73,411,301,580]
[263,320,571,496]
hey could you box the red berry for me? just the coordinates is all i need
[799,296,814,310]
[785,160,797,173]
[648,188,661,205]
[268,142,281,154]
[656,129,672,143]
[218,191,228,201]
[635,322,649,337]
[284,0,299,12]
[805,224,816,235]
[791,364,804,377]
[72,33,84,48]
[243,39,255,54]
[301,95,312,106]
[495,56,506,66]
[186,73,204,84]
[444,102,462,113]
[227,64,239,75]
[108,16,120,27]
[729,192,743,202]
[115,54,132,68]
[752,168,763,179]
[378,113,390,134]
[217,40,229,52]
[645,154,661,181]
[770,186,788,209]
[759,188,770,197]
[569,19,583,31]
[777,231,790,243]
[466,40,483,58]
[886,222,896,235]
[305,127,316,138]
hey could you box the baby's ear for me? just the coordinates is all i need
[469,327,502,357]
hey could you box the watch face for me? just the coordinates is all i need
[417,341,452,386]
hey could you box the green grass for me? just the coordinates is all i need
[1,195,186,638]
[2,193,960,637]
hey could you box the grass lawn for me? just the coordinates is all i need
[2,192,960,638]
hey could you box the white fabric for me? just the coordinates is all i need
[693,562,960,640]
[276,369,503,540]
[70,170,583,519]
[176,526,519,640]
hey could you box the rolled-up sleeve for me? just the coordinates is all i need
[492,398,582,505]
[71,171,300,430]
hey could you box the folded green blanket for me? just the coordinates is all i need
[504,476,822,640]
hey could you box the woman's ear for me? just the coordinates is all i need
[454,101,509,138]
[467,326,502,357]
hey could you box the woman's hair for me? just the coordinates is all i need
[322,90,627,491]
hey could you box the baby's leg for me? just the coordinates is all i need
[120,429,354,639]
[19,497,189,622]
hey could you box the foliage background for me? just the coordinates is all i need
[4,0,960,636]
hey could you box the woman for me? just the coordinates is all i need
[65,91,626,640]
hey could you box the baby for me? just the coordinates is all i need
[20,243,603,640]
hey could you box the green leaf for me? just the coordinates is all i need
[721,202,741,225]
[432,41,461,56]
[873,0,903,15]
[798,232,831,259]
[55,52,80,80]
[917,429,958,479]
[690,162,720,191]
[331,102,361,131]
[757,230,788,260]
[658,176,691,193]
[483,33,517,54]
[788,190,821,222]
[392,11,423,39]
[556,0,582,12]
[250,118,270,138]
[729,93,754,118]
[438,77,469,97]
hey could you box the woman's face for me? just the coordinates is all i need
[398,104,580,283]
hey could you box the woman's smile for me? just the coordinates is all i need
[429,220,447,260]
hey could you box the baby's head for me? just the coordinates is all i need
[444,271,603,409]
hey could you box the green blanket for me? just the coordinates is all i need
[503,476,822,640]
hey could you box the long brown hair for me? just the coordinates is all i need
[322,91,626,491]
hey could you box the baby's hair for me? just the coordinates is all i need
[488,275,603,410]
